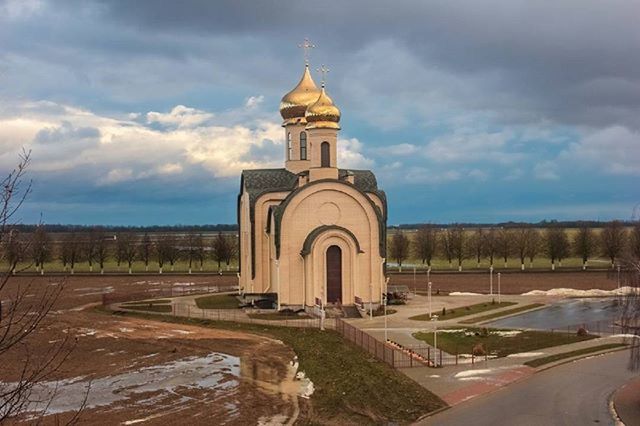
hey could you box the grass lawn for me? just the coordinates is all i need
[121,299,171,305]
[409,301,516,321]
[524,343,628,367]
[194,294,240,309]
[246,312,311,320]
[413,327,598,357]
[120,304,172,313]
[102,308,446,424]
[459,303,546,324]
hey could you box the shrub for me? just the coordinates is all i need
[472,343,486,356]
[576,327,588,336]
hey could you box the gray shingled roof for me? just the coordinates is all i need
[238,168,387,278]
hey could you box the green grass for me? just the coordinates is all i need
[2,259,240,274]
[246,312,311,320]
[409,301,516,321]
[459,303,546,324]
[120,304,172,313]
[413,327,598,357]
[194,294,241,309]
[100,307,446,424]
[524,343,628,367]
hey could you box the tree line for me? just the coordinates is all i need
[389,221,640,271]
[1,228,238,274]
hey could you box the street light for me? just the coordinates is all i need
[490,265,494,296]
[428,281,432,317]
[498,272,501,304]
[431,315,438,366]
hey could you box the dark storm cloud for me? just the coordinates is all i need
[54,0,638,130]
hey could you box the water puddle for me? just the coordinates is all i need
[6,352,240,417]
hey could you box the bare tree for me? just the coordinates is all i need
[468,228,484,268]
[139,233,152,272]
[195,234,206,271]
[440,229,454,269]
[449,225,466,272]
[389,231,410,272]
[183,232,199,274]
[513,228,534,271]
[601,220,627,268]
[114,233,128,271]
[620,220,640,370]
[224,234,238,271]
[545,227,569,270]
[154,235,171,274]
[482,228,498,267]
[31,226,51,274]
[2,229,25,274]
[630,223,640,261]
[496,228,514,268]
[211,232,230,274]
[83,230,98,273]
[119,232,138,274]
[573,226,597,270]
[413,225,438,268]
[60,232,81,274]
[164,236,180,272]
[525,229,541,268]
[0,152,78,420]
[95,231,113,274]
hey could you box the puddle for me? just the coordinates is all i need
[7,352,240,416]
[487,298,623,330]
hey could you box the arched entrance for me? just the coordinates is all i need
[326,245,342,303]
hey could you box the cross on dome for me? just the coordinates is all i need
[298,38,315,65]
[317,64,330,87]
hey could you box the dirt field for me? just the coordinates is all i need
[0,276,300,425]
[389,271,617,294]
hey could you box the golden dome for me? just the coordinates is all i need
[304,86,341,130]
[279,65,322,121]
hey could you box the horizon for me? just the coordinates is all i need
[1,1,638,225]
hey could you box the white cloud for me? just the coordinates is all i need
[146,105,215,129]
[244,95,264,109]
[375,143,419,156]
[338,137,374,169]
[101,168,134,185]
[560,125,640,176]
[533,161,559,180]
[423,129,524,165]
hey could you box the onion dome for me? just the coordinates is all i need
[279,65,322,122]
[304,86,341,130]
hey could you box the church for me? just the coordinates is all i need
[237,56,387,313]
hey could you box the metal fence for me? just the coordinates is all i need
[166,303,336,329]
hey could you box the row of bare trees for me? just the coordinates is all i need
[390,221,640,271]
[1,228,238,274]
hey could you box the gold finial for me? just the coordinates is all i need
[298,38,315,65]
[317,64,330,87]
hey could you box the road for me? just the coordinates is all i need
[420,349,638,426]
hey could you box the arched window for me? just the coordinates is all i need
[321,142,330,167]
[300,132,307,160]
[287,132,292,160]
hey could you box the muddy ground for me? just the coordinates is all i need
[389,271,616,294]
[1,276,299,425]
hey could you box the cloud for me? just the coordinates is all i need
[422,129,524,165]
[533,161,559,180]
[375,143,418,156]
[338,137,374,169]
[560,126,640,176]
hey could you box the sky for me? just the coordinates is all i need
[0,0,638,226]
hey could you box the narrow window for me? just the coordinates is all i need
[287,132,292,160]
[300,132,307,160]
[321,142,330,167]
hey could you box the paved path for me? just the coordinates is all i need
[419,349,638,426]
[613,376,640,425]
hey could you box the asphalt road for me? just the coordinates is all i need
[421,349,638,426]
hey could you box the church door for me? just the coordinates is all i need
[326,245,342,303]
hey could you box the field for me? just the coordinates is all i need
[0,271,620,423]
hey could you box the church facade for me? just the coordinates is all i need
[238,62,387,312]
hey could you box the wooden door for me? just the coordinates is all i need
[326,245,342,303]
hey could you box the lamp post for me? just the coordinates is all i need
[490,265,494,296]
[428,281,432,317]
[498,272,501,304]
[617,265,621,289]
[431,315,438,366]
[383,292,388,342]
[413,266,417,295]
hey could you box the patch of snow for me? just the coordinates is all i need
[522,286,638,297]
[171,329,193,335]
[450,292,483,296]
[492,330,522,337]
[436,329,467,334]
[119,328,134,333]
[76,328,97,337]
[609,334,639,339]
[454,369,494,378]
[428,375,440,378]
[507,352,545,358]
